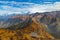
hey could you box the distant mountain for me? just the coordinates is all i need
[0,14,30,28]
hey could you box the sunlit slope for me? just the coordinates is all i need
[0,17,55,40]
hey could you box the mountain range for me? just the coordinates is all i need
[0,11,60,40]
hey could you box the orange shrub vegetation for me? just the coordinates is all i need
[0,18,55,40]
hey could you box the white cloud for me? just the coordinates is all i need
[0,1,60,15]
[0,1,35,5]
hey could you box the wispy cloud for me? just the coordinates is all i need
[0,1,60,15]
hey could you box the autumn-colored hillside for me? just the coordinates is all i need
[0,17,55,40]
[0,11,60,40]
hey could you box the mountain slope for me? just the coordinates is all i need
[0,11,60,40]
[0,17,55,40]
[29,11,60,39]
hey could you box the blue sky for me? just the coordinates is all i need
[1,0,60,3]
[0,0,60,15]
